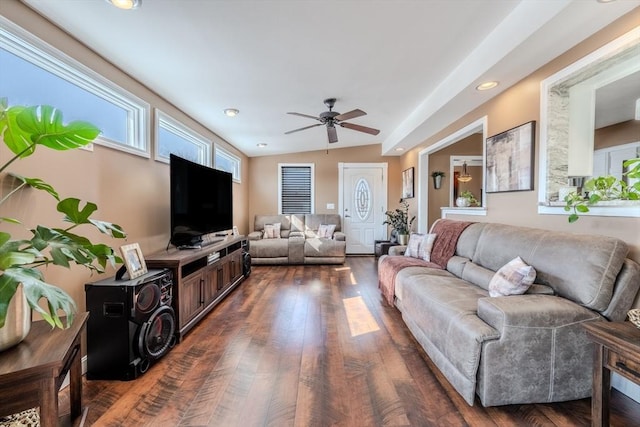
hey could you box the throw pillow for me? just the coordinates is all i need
[263,222,281,239]
[489,256,537,297]
[317,224,336,239]
[420,233,437,262]
[404,233,425,258]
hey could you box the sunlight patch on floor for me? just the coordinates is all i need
[342,296,380,337]
[333,266,357,285]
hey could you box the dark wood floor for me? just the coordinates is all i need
[70,257,640,426]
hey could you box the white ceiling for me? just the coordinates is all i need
[20,0,640,157]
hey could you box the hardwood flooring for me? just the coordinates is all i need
[72,257,639,426]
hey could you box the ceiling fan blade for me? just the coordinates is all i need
[287,112,322,121]
[340,122,380,136]
[334,109,366,122]
[285,123,323,134]
[327,125,338,143]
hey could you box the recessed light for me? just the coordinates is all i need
[257,143,267,148]
[476,81,499,91]
[106,0,141,10]
[395,147,405,152]
[596,0,616,3]
[224,108,239,117]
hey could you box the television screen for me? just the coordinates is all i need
[170,154,233,247]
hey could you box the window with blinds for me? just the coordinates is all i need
[278,164,314,214]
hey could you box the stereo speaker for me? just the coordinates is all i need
[242,251,251,277]
[85,269,176,381]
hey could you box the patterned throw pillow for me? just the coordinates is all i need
[263,222,281,239]
[317,224,336,239]
[404,233,425,258]
[489,256,537,297]
[420,233,437,262]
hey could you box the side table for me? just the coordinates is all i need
[0,312,88,427]
[583,321,640,427]
[375,240,399,258]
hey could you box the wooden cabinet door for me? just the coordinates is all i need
[180,272,204,325]
[230,250,243,283]
[202,263,219,306]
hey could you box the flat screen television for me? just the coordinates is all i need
[170,154,233,248]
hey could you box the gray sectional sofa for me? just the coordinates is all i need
[248,214,346,264]
[379,221,640,406]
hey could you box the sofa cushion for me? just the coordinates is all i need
[471,223,628,312]
[254,215,291,237]
[488,256,536,297]
[250,238,289,258]
[304,238,345,257]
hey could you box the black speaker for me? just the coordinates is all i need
[85,269,176,381]
[243,251,251,277]
[241,239,251,277]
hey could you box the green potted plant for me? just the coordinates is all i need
[456,190,478,207]
[564,158,640,223]
[431,171,445,189]
[383,200,415,245]
[0,98,126,350]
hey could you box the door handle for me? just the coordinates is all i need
[344,214,351,218]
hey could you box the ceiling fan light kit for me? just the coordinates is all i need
[285,98,380,144]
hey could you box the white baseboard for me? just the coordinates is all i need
[612,373,640,403]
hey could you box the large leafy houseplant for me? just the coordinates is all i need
[383,200,415,236]
[563,158,640,223]
[0,98,126,330]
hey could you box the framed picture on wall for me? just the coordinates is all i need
[402,167,415,199]
[485,121,536,193]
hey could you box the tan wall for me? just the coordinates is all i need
[0,1,250,314]
[595,120,640,150]
[402,8,640,263]
[248,144,400,230]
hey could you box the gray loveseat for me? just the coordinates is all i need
[248,214,346,264]
[379,221,640,406]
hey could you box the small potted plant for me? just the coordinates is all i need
[456,190,478,207]
[564,158,640,223]
[431,171,445,189]
[383,200,415,245]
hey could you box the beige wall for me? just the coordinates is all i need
[0,1,250,314]
[401,8,640,264]
[595,120,640,150]
[247,144,400,230]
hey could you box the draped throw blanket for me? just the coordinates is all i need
[378,219,474,305]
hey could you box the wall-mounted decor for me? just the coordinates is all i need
[402,167,414,199]
[485,121,535,193]
[120,243,148,279]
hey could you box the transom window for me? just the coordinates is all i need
[278,164,314,214]
[214,145,241,182]
[0,18,149,156]
[155,110,211,166]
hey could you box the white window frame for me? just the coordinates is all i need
[0,17,150,157]
[155,109,211,166]
[278,163,315,215]
[214,144,242,183]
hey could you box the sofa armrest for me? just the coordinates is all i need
[477,294,601,332]
[388,245,406,256]
[333,231,346,241]
[248,231,263,241]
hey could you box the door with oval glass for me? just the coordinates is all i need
[339,163,387,254]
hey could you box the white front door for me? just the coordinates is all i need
[339,163,387,254]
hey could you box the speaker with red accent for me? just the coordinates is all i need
[85,269,176,381]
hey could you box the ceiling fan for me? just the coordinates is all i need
[285,98,380,144]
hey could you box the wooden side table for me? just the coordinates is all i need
[583,321,640,427]
[375,240,398,258]
[0,312,88,427]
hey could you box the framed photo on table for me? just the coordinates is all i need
[120,243,148,279]
[485,121,535,193]
[402,167,415,199]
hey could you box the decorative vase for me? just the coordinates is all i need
[456,197,470,207]
[398,234,409,245]
[433,175,442,189]
[0,285,31,352]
